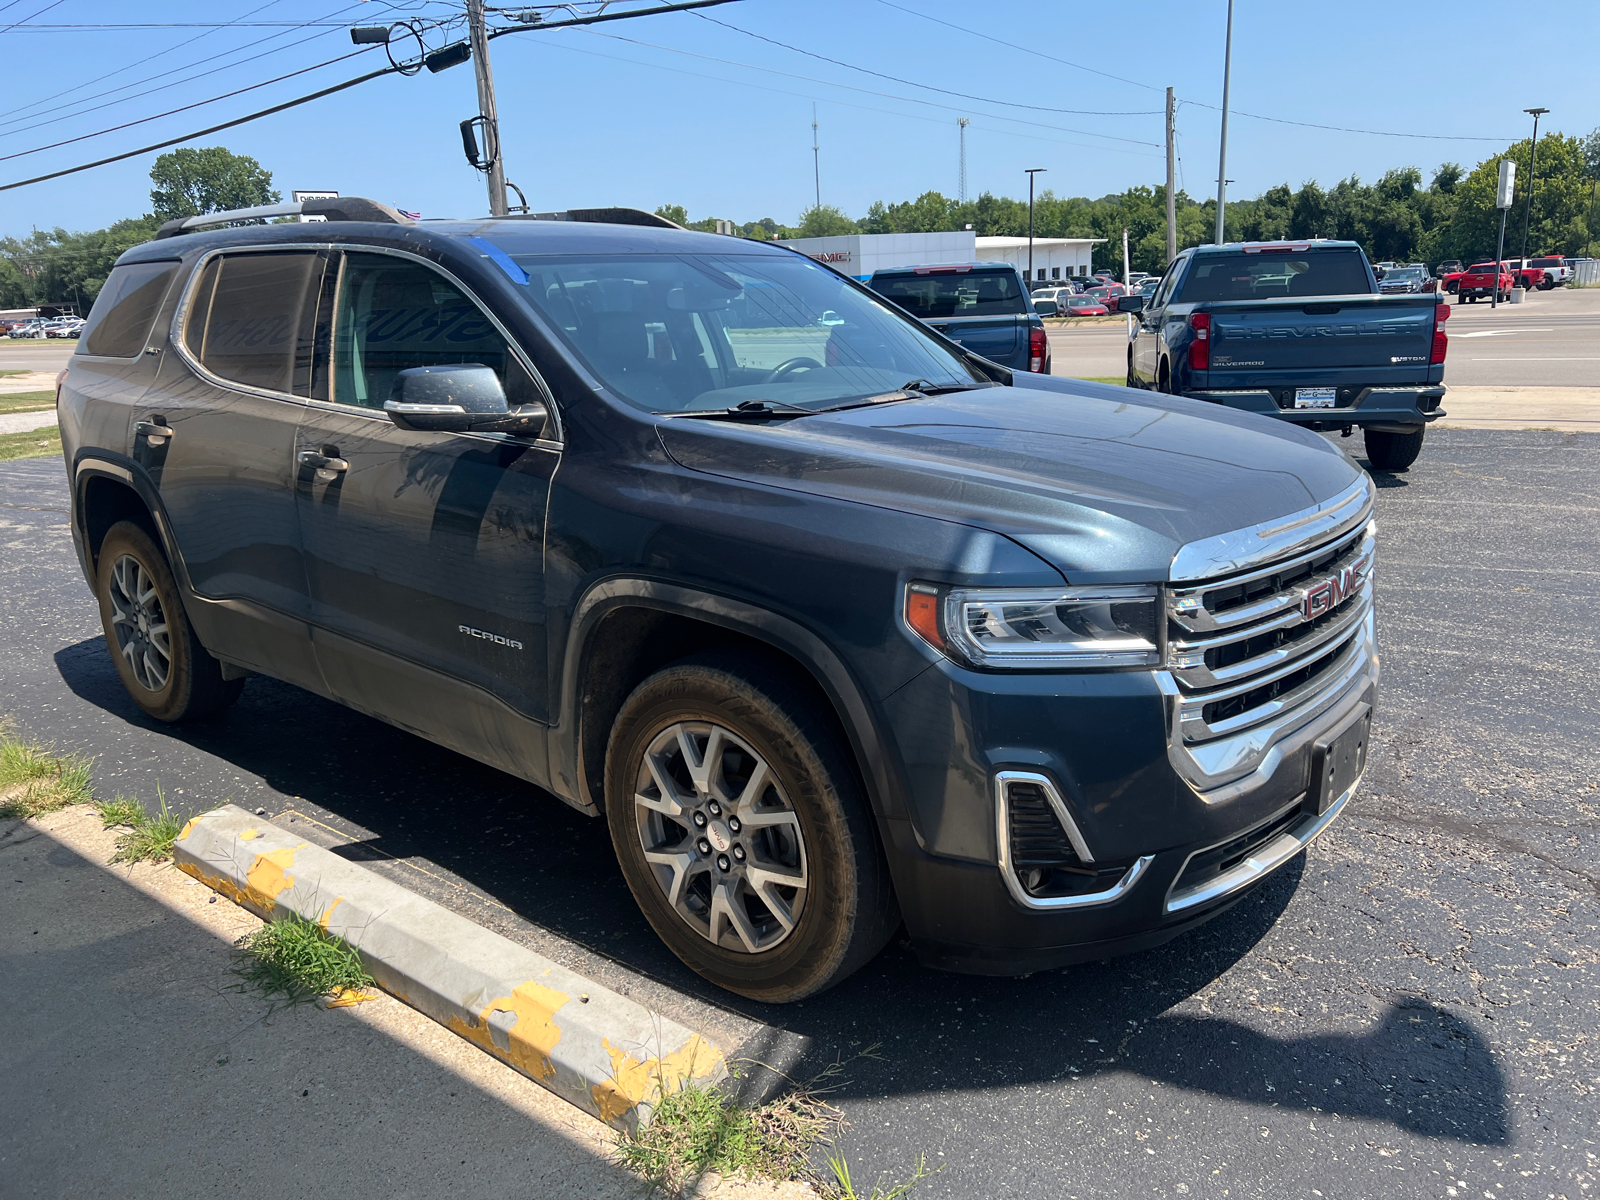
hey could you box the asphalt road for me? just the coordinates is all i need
[1049,285,1600,387]
[4,432,1598,1199]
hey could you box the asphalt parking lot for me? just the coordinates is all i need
[3,425,1597,1199]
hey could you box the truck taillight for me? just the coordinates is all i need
[1029,325,1047,373]
[1430,303,1450,365]
[1188,312,1210,371]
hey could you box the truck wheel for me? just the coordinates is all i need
[1364,428,1425,471]
[1125,348,1139,389]
[605,653,898,1002]
[94,521,243,722]
[1157,361,1173,394]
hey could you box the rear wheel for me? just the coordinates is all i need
[1125,348,1139,389]
[94,521,243,722]
[1157,360,1173,394]
[1364,428,1425,471]
[605,654,897,1002]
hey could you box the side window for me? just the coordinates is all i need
[183,251,325,397]
[1153,260,1183,310]
[80,261,179,357]
[331,252,535,410]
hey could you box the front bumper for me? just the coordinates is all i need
[879,616,1379,975]
[1185,385,1445,432]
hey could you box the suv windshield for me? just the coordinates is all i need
[1176,250,1371,301]
[499,251,982,414]
[868,268,1028,318]
[1386,268,1425,281]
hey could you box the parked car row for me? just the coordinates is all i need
[5,316,83,338]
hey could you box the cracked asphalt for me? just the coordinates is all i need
[3,428,1597,1199]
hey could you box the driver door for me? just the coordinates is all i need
[294,249,561,756]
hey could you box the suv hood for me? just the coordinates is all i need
[657,384,1363,582]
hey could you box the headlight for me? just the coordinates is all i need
[905,583,1160,669]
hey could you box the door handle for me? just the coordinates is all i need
[298,449,349,483]
[134,419,173,446]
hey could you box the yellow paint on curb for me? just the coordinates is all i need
[174,842,307,916]
[592,1033,723,1125]
[317,896,344,930]
[324,987,378,1009]
[445,980,569,1082]
[176,815,203,843]
[238,828,260,841]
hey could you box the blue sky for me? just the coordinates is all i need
[1,0,1596,234]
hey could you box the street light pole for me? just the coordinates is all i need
[1214,0,1234,245]
[1520,106,1549,260]
[466,0,507,216]
[1026,167,1046,284]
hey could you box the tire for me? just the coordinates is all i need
[604,653,898,1002]
[1125,348,1139,389]
[94,521,243,722]
[1157,360,1173,394]
[1364,428,1425,471]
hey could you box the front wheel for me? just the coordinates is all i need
[94,521,243,722]
[1364,428,1425,471]
[604,654,897,1002]
[1125,348,1139,389]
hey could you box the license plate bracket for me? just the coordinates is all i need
[1294,387,1338,409]
[1307,703,1371,815]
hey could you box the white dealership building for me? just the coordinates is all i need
[776,231,1104,282]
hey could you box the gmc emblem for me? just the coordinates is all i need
[1302,555,1369,620]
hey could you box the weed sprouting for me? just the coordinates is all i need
[0,725,92,819]
[94,795,146,828]
[110,787,184,864]
[232,912,374,1005]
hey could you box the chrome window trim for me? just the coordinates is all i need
[169,241,564,445]
[993,769,1154,911]
[1164,776,1357,915]
[1168,476,1375,583]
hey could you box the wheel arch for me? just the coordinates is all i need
[551,580,911,833]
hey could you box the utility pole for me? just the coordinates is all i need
[1165,87,1177,262]
[1520,106,1549,260]
[1122,227,1131,286]
[958,117,969,204]
[1026,167,1046,284]
[1214,0,1234,245]
[1492,158,1515,310]
[812,104,821,211]
[466,0,507,216]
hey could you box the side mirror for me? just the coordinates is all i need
[1033,298,1058,316]
[1116,294,1146,313]
[385,364,546,435]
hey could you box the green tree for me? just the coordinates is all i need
[794,204,855,238]
[653,203,689,227]
[148,146,278,221]
[0,215,162,312]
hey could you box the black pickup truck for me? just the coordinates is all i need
[1123,240,1448,469]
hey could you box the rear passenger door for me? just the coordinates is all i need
[293,249,560,751]
[135,248,331,689]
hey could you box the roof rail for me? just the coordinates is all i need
[153,196,413,240]
[506,207,685,230]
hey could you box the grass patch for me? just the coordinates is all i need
[0,425,61,462]
[0,368,27,378]
[94,795,146,827]
[616,1046,938,1198]
[0,725,92,818]
[109,787,185,864]
[0,390,56,414]
[1066,375,1130,386]
[233,912,375,1005]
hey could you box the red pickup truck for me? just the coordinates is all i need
[1456,261,1513,303]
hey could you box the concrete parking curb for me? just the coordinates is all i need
[174,803,726,1132]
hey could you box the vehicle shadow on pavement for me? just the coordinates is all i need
[53,638,1508,1147]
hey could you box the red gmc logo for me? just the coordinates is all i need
[1302,555,1369,620]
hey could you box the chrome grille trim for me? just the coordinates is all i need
[1168,476,1374,583]
[1165,505,1376,748]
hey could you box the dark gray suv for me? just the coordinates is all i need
[59,197,1376,1001]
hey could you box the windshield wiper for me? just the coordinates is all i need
[812,380,990,415]
[669,399,815,422]
[898,379,991,396]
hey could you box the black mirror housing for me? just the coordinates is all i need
[385,364,545,435]
[1116,294,1146,313]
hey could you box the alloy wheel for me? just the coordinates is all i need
[107,554,171,692]
[632,720,808,954]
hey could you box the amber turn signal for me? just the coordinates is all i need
[905,584,945,650]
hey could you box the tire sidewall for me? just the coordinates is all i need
[96,522,194,722]
[604,663,867,1002]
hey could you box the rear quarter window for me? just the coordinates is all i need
[870,270,1027,318]
[182,251,325,397]
[79,261,179,357]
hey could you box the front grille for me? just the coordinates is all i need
[1167,519,1373,743]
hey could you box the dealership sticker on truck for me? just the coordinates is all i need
[1294,387,1337,409]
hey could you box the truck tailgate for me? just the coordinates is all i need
[924,314,1023,362]
[1206,295,1437,379]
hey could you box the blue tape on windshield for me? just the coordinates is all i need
[468,236,529,285]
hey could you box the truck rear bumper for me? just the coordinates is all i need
[1184,385,1445,432]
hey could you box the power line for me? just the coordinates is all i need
[0,0,67,36]
[0,47,379,164]
[688,12,1162,137]
[579,26,1162,149]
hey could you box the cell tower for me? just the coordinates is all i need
[958,117,969,203]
